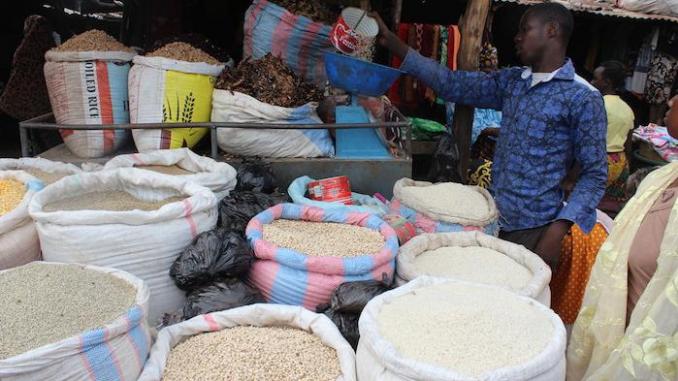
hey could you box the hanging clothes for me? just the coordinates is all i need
[645,51,678,105]
[629,28,659,94]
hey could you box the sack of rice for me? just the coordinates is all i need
[29,168,218,322]
[212,54,334,158]
[357,277,567,381]
[0,157,81,185]
[246,203,399,310]
[396,231,552,305]
[288,176,388,215]
[0,262,151,381]
[104,148,237,199]
[129,42,225,152]
[44,30,136,158]
[139,303,356,381]
[390,178,499,236]
[0,171,43,270]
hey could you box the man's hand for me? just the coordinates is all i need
[369,12,409,59]
[534,220,572,270]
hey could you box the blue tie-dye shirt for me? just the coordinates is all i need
[401,50,607,232]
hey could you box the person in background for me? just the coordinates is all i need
[590,60,635,210]
[566,99,678,380]
[373,3,607,271]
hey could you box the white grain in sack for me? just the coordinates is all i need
[399,182,489,220]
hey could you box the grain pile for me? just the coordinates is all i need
[400,182,489,220]
[163,326,341,381]
[215,54,323,108]
[378,282,554,377]
[52,29,134,53]
[25,169,70,185]
[44,190,184,212]
[147,42,220,64]
[0,263,136,360]
[263,219,384,257]
[414,246,532,290]
[0,179,26,216]
[274,0,338,24]
[135,165,194,176]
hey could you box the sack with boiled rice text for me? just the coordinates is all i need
[212,90,334,158]
[44,50,135,158]
[244,0,333,85]
[104,148,236,199]
[0,262,152,381]
[29,169,218,322]
[0,171,43,270]
[129,56,224,152]
[246,203,398,310]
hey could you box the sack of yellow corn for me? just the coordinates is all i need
[0,171,44,270]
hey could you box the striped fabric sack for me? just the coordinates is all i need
[243,0,334,85]
[390,178,500,236]
[29,169,218,323]
[246,203,399,310]
[212,91,334,158]
[44,50,135,158]
[0,171,43,270]
[0,262,152,381]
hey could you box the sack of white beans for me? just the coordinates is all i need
[103,148,237,200]
[29,169,218,323]
[0,262,152,381]
[357,277,567,381]
[396,231,552,306]
[138,304,357,381]
[390,178,499,236]
[0,158,82,185]
[246,203,399,310]
[0,171,43,270]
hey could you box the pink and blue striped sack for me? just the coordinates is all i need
[389,198,500,236]
[0,263,152,381]
[246,203,399,310]
[243,0,334,85]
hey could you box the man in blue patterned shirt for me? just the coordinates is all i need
[373,3,607,269]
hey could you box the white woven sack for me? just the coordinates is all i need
[0,171,43,270]
[396,232,551,306]
[357,277,567,381]
[0,158,82,185]
[29,168,218,323]
[619,0,678,16]
[212,90,335,158]
[103,148,236,199]
[44,50,136,158]
[129,56,225,152]
[0,262,152,381]
[138,304,357,381]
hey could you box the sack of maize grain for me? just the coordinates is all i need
[29,169,218,322]
[103,148,237,199]
[357,277,566,381]
[390,178,499,236]
[246,203,399,310]
[44,30,136,158]
[129,44,225,152]
[0,157,81,185]
[138,304,356,381]
[396,231,552,305]
[287,176,388,215]
[0,171,43,270]
[0,262,152,381]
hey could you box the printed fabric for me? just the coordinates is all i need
[401,50,607,232]
[633,124,678,162]
[605,152,630,202]
[645,52,678,105]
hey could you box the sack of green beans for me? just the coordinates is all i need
[138,304,357,381]
[0,171,43,270]
[29,169,218,323]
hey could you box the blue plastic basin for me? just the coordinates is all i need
[324,50,404,97]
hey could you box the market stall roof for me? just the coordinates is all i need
[495,0,678,23]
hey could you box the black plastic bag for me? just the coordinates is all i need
[324,310,360,349]
[428,131,462,183]
[329,279,392,314]
[182,278,264,320]
[170,228,253,290]
[218,191,288,232]
[235,161,278,193]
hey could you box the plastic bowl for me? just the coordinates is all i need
[324,50,404,97]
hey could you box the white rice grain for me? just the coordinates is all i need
[401,182,489,220]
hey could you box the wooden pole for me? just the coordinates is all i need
[453,0,491,182]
